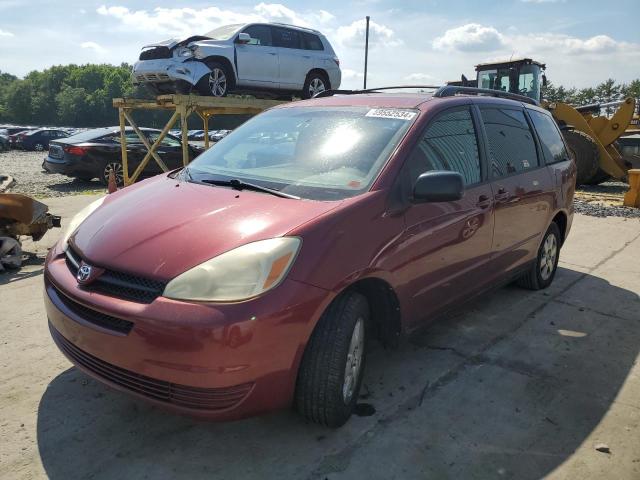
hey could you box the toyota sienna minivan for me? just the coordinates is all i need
[44,87,576,427]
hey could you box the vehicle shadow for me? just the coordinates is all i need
[36,268,639,479]
[44,178,103,195]
[0,253,45,285]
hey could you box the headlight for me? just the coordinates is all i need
[164,237,301,302]
[60,196,106,249]
[177,47,194,57]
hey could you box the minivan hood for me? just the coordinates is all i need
[71,176,341,281]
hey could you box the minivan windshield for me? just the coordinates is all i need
[186,106,417,200]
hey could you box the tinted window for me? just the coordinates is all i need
[406,108,481,186]
[148,132,181,147]
[243,25,272,46]
[273,28,302,49]
[303,32,324,51]
[528,110,569,164]
[480,107,538,178]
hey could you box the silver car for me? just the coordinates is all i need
[132,22,341,99]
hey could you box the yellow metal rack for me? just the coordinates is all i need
[112,94,285,186]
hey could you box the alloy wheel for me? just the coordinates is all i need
[208,68,227,97]
[103,162,124,186]
[308,77,326,97]
[34,143,45,151]
[539,233,557,281]
[342,317,365,404]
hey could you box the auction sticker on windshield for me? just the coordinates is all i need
[365,108,417,120]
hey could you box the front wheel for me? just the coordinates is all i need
[33,143,45,152]
[295,291,369,427]
[197,62,231,97]
[516,222,561,290]
[302,72,329,99]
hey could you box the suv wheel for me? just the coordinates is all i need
[517,222,561,290]
[302,72,328,99]
[295,291,369,427]
[197,62,230,97]
[34,143,45,151]
[101,162,124,187]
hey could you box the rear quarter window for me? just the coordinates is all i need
[303,32,324,51]
[480,107,539,178]
[528,110,570,165]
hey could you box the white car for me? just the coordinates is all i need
[132,23,341,99]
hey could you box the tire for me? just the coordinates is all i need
[295,291,369,427]
[100,162,124,187]
[516,222,561,290]
[562,130,599,186]
[197,62,231,97]
[33,143,45,152]
[302,71,329,99]
[583,169,610,185]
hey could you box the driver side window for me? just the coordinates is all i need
[404,107,482,188]
[242,25,273,46]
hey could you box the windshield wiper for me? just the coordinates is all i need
[199,177,300,200]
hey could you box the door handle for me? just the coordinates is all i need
[476,194,491,209]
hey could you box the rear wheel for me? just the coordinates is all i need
[302,72,329,99]
[33,143,45,152]
[516,222,561,290]
[100,162,124,187]
[295,291,369,427]
[562,130,599,186]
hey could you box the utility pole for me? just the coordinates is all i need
[364,16,370,89]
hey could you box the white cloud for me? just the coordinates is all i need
[335,18,401,48]
[0,28,14,37]
[404,73,434,81]
[81,41,107,54]
[433,23,505,52]
[342,68,364,80]
[96,3,335,38]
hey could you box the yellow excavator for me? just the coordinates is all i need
[457,58,636,185]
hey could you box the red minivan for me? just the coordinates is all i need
[44,87,576,426]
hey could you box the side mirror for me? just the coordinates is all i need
[236,33,251,44]
[542,74,548,87]
[413,171,464,203]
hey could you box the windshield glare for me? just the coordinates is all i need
[187,106,417,200]
[204,24,243,40]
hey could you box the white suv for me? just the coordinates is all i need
[132,23,341,99]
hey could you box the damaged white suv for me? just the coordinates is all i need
[132,23,341,99]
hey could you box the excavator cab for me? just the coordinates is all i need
[475,58,546,102]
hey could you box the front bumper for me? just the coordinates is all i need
[132,58,211,87]
[44,249,330,420]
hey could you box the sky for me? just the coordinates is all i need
[0,0,638,90]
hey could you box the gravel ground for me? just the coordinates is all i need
[1,149,639,218]
[0,149,103,197]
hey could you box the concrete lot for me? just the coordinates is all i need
[1,194,639,480]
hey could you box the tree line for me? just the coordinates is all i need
[0,63,638,128]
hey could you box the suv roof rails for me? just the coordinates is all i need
[268,22,320,34]
[313,85,441,98]
[433,86,539,106]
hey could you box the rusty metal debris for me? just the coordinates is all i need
[0,193,61,271]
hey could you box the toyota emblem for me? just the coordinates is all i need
[77,264,93,284]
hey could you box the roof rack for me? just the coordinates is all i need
[433,86,539,105]
[313,85,441,98]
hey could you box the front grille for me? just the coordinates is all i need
[51,282,133,334]
[139,46,172,60]
[66,246,167,303]
[50,324,254,411]
[49,144,64,159]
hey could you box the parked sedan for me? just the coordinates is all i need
[16,128,69,151]
[43,127,203,186]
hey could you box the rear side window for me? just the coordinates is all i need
[303,32,324,51]
[528,110,570,165]
[406,108,482,186]
[242,25,272,46]
[273,28,302,49]
[480,107,538,178]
